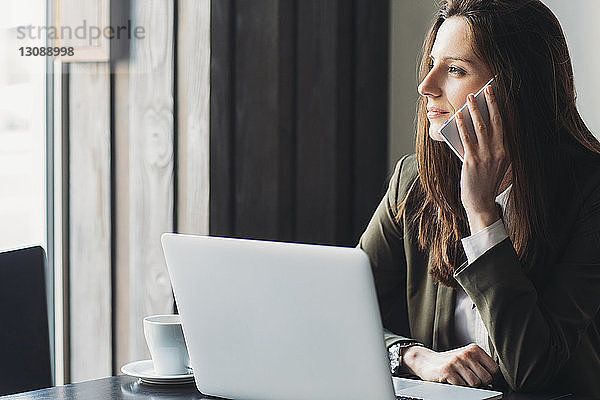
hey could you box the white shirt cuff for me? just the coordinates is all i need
[461,219,508,264]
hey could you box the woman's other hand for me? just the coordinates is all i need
[403,343,500,387]
[456,84,510,234]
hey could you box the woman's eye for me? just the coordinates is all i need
[448,66,466,76]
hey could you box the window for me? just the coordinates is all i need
[0,2,47,252]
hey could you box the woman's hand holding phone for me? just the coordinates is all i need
[456,84,510,235]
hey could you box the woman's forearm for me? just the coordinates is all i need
[454,237,600,391]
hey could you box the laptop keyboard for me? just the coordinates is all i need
[396,396,424,400]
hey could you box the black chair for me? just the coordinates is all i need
[0,246,52,395]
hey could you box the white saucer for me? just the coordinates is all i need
[121,360,194,385]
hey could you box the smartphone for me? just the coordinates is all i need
[438,76,496,162]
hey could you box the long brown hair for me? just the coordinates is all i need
[398,0,600,287]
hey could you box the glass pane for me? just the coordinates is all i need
[0,2,46,251]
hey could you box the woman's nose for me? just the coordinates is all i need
[418,71,442,98]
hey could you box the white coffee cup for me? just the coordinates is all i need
[143,314,191,375]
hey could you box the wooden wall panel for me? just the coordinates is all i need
[210,0,296,241]
[111,0,131,374]
[210,0,389,246]
[295,0,349,245]
[210,0,234,237]
[68,62,112,382]
[128,0,175,361]
[352,0,389,242]
[234,0,282,240]
[275,0,296,242]
[177,0,210,236]
[333,2,353,245]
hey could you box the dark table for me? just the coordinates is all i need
[0,375,593,400]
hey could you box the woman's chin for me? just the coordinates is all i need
[428,129,445,142]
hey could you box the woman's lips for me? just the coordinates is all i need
[427,110,450,119]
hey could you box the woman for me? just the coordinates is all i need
[358,0,600,396]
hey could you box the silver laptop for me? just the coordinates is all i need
[162,234,502,400]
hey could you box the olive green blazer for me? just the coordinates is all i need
[357,153,600,396]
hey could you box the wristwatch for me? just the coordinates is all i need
[388,343,402,374]
[388,341,423,374]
